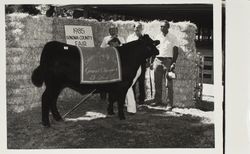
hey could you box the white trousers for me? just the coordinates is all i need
[125,66,142,113]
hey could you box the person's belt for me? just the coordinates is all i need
[156,57,172,60]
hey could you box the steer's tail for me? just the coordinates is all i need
[31,42,51,87]
[31,65,44,87]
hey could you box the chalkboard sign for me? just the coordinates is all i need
[78,47,122,84]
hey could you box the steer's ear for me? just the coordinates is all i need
[143,34,150,38]
[153,40,160,46]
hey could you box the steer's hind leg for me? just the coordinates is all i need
[50,87,63,122]
[41,85,62,127]
[41,88,52,127]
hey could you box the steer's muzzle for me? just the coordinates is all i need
[153,40,160,46]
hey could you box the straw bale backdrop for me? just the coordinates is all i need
[6,13,199,113]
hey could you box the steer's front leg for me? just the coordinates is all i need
[107,92,115,115]
[117,90,127,120]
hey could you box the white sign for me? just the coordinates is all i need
[64,25,94,47]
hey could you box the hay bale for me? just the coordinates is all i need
[6,14,200,112]
[59,88,83,101]
[6,14,53,48]
[6,48,25,57]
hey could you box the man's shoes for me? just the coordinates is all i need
[149,102,159,106]
[158,103,167,107]
[166,105,173,111]
[127,112,136,115]
[149,102,166,107]
[138,101,145,105]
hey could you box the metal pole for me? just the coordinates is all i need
[62,89,96,118]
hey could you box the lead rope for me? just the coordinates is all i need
[62,89,97,118]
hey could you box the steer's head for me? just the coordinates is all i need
[139,34,159,58]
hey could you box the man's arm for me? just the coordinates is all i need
[100,37,108,48]
[126,35,132,43]
[119,37,126,45]
[170,34,179,64]
[149,55,156,70]
[170,46,178,71]
[172,46,178,64]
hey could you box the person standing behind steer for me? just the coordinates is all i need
[125,23,145,114]
[100,25,125,48]
[151,21,179,110]
[100,25,126,100]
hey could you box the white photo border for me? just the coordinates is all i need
[0,0,225,154]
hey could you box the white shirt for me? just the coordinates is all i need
[155,33,179,58]
[126,33,141,43]
[100,35,126,48]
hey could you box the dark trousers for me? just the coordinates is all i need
[100,92,107,100]
[154,57,173,106]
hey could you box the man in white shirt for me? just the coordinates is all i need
[126,23,143,42]
[99,25,126,100]
[151,21,179,110]
[125,23,145,114]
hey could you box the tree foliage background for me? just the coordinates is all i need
[5,5,43,15]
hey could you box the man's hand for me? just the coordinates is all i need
[170,63,176,71]
[108,37,121,47]
[145,58,151,68]
[149,57,155,70]
[150,63,154,70]
[149,64,153,70]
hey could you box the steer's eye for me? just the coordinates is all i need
[153,40,160,46]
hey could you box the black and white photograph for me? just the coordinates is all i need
[1,0,249,153]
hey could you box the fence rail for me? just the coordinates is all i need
[203,55,213,84]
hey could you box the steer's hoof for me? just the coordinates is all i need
[41,121,51,128]
[107,111,115,115]
[54,117,64,122]
[119,116,126,120]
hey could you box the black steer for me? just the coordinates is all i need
[31,34,159,127]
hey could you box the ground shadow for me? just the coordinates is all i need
[7,95,214,149]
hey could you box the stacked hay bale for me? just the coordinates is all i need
[6,14,53,112]
[6,14,198,113]
[170,22,198,107]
